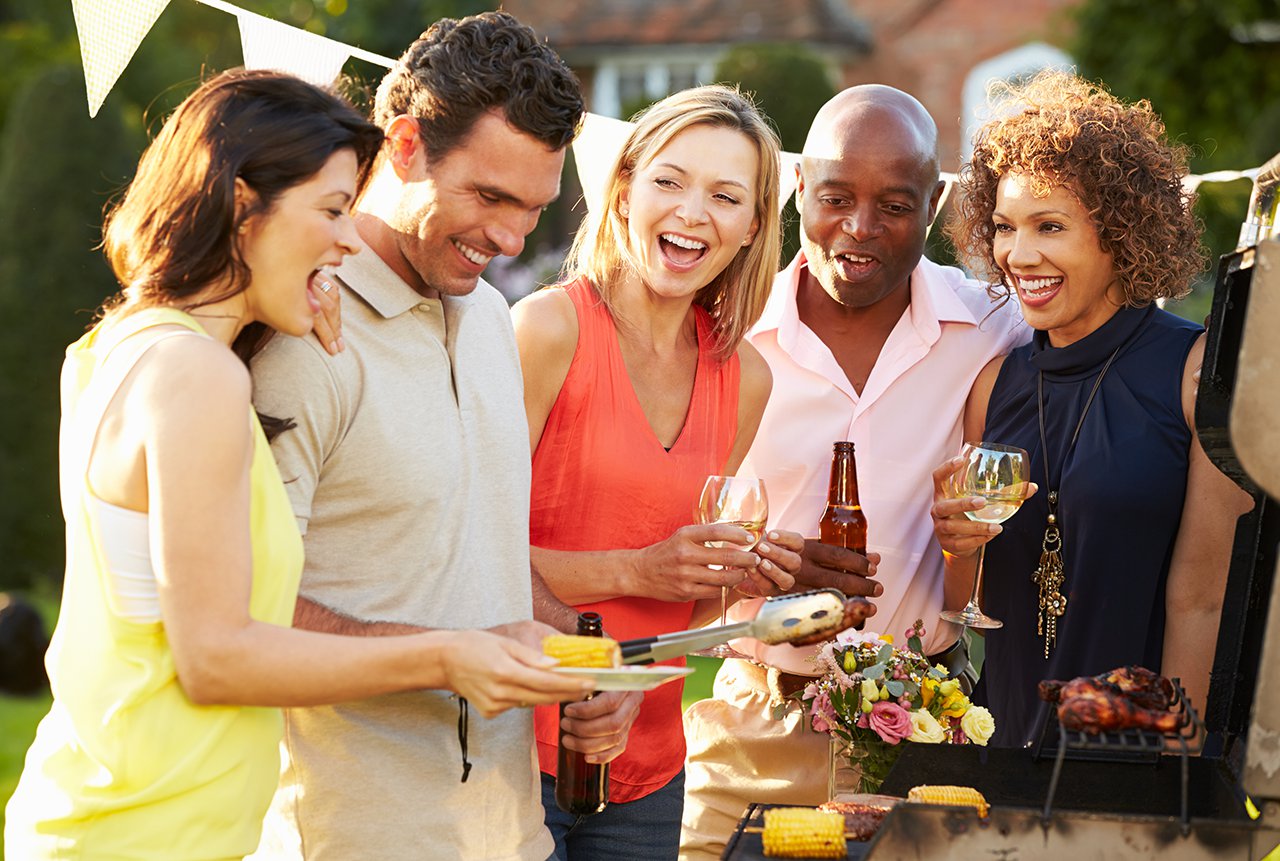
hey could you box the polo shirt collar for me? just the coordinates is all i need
[332,239,437,319]
[757,251,979,344]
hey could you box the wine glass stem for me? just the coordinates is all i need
[966,545,987,611]
[719,586,729,627]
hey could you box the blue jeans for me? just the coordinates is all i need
[540,769,684,861]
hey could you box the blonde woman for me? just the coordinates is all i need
[513,85,803,860]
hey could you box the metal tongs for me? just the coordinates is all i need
[619,589,849,665]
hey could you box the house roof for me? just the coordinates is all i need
[503,0,872,54]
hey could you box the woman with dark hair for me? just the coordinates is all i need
[513,85,803,860]
[930,71,1253,748]
[4,69,591,860]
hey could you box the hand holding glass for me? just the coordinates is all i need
[939,442,1030,630]
[693,475,768,659]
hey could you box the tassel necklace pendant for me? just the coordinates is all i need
[1032,494,1066,658]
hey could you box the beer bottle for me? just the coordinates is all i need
[819,441,868,556]
[555,612,609,816]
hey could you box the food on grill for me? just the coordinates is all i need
[906,785,990,817]
[817,799,892,840]
[542,634,621,668]
[761,807,846,858]
[1038,665,1180,734]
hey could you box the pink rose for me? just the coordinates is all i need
[868,701,914,745]
[809,691,836,734]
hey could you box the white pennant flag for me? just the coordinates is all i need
[72,0,172,117]
[237,11,351,87]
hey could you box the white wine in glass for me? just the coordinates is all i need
[939,442,1030,630]
[694,475,768,659]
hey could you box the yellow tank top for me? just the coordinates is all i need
[4,308,303,860]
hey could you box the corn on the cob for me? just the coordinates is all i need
[542,634,621,668]
[906,785,990,817]
[761,807,846,858]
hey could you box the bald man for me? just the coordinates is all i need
[679,86,1029,859]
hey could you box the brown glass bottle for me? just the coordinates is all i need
[819,441,868,558]
[555,612,609,816]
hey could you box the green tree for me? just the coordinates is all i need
[716,43,837,264]
[1071,0,1280,321]
[0,64,140,587]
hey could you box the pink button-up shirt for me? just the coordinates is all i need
[732,253,1029,672]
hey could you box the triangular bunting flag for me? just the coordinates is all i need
[572,113,634,216]
[71,0,172,117]
[237,12,351,87]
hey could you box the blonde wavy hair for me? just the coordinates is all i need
[564,84,782,361]
[948,70,1204,306]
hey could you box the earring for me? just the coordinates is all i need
[237,224,247,234]
[619,204,629,218]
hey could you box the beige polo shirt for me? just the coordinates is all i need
[249,243,551,861]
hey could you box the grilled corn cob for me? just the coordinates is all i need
[761,807,846,858]
[906,785,989,817]
[542,634,621,668]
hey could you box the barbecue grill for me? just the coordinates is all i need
[725,156,1280,860]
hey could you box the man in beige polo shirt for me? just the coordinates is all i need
[249,13,640,860]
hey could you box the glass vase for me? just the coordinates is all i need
[828,733,906,799]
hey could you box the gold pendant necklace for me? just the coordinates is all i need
[1033,345,1122,658]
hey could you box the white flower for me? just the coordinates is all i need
[908,709,946,743]
[836,628,886,648]
[960,705,996,746]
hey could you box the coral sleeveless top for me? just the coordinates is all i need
[4,308,302,860]
[531,279,740,802]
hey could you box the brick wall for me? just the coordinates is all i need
[842,0,1081,169]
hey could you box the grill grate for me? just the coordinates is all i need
[1034,677,1205,832]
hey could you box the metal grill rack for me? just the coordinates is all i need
[1033,677,1206,833]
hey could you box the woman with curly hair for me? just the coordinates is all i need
[929,70,1252,747]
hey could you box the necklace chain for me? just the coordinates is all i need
[1032,344,1123,658]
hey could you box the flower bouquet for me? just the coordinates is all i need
[800,621,995,796]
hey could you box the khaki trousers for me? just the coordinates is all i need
[680,660,829,861]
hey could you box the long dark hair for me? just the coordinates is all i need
[102,69,383,438]
[103,68,383,313]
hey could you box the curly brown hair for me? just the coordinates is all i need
[947,70,1204,306]
[373,12,583,158]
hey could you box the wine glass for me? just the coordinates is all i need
[939,442,1030,630]
[693,475,768,659]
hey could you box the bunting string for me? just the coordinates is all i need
[69,0,1266,210]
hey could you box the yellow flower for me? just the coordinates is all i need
[908,709,946,743]
[939,691,970,718]
[961,705,996,745]
[921,678,940,708]
[938,679,960,697]
[880,634,894,645]
[861,679,880,704]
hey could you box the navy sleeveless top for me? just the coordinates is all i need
[973,304,1202,747]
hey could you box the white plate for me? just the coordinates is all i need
[552,665,695,691]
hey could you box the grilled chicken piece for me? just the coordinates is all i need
[1056,685,1181,734]
[1038,665,1181,735]
[1102,666,1174,710]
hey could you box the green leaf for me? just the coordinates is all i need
[885,680,905,697]
[908,635,923,653]
[877,643,895,664]
[864,662,886,680]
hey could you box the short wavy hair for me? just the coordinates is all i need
[565,85,782,361]
[948,71,1204,306]
[374,12,583,157]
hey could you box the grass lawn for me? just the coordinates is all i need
[682,655,722,711]
[1,587,57,859]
